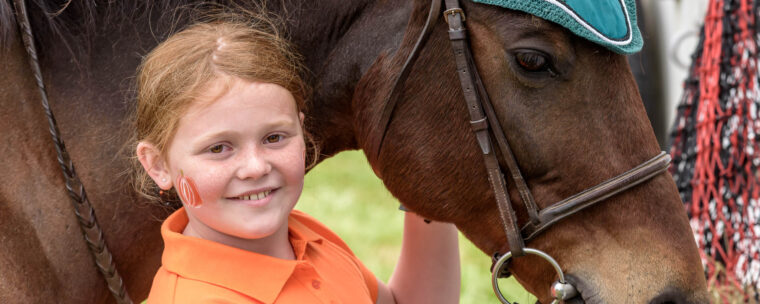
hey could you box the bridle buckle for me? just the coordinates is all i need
[443,8,466,25]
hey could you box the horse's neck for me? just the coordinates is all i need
[278,0,413,158]
[22,0,414,160]
[274,1,374,75]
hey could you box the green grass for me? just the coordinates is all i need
[297,150,537,304]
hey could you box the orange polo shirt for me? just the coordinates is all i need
[146,208,378,304]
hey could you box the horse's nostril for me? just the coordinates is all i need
[649,289,689,304]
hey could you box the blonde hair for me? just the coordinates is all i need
[130,12,315,205]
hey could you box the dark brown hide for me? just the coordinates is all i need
[0,0,708,303]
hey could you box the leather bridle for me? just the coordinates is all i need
[372,0,671,302]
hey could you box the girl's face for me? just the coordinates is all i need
[150,78,306,245]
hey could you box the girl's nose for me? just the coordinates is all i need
[236,149,272,180]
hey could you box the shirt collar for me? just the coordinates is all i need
[287,212,323,243]
[160,208,323,304]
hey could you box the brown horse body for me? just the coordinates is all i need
[0,0,707,303]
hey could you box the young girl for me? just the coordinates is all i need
[132,13,460,304]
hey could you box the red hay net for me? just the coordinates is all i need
[669,0,760,301]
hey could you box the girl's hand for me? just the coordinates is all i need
[379,212,461,304]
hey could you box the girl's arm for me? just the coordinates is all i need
[375,212,461,304]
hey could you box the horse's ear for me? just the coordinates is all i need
[136,141,172,190]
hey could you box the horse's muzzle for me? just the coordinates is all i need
[561,274,708,304]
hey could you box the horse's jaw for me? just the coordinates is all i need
[529,272,711,304]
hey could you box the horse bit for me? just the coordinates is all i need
[373,0,671,303]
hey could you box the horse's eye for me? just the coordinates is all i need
[515,51,550,72]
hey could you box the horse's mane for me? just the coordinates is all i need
[2,0,370,65]
[1,0,177,52]
[0,0,14,44]
[3,0,101,46]
[0,0,282,54]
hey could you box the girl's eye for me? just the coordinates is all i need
[209,144,224,153]
[265,134,282,144]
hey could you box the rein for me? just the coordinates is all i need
[374,0,671,302]
[12,1,132,303]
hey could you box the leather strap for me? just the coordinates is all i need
[473,42,541,226]
[521,152,671,240]
[372,0,442,162]
[443,0,526,257]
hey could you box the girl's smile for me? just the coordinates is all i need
[230,188,274,201]
[147,76,306,253]
[227,188,276,207]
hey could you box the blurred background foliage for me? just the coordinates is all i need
[297,150,537,304]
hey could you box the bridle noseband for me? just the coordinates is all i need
[373,0,671,303]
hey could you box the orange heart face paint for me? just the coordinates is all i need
[176,171,203,208]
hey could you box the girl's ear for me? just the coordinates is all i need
[136,142,172,190]
[299,112,305,128]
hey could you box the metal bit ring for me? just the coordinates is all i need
[491,248,577,304]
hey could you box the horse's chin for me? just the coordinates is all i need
[562,292,599,304]
[564,297,587,304]
[561,274,599,304]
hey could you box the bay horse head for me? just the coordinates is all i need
[345,0,709,303]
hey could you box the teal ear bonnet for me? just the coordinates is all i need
[472,0,643,54]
